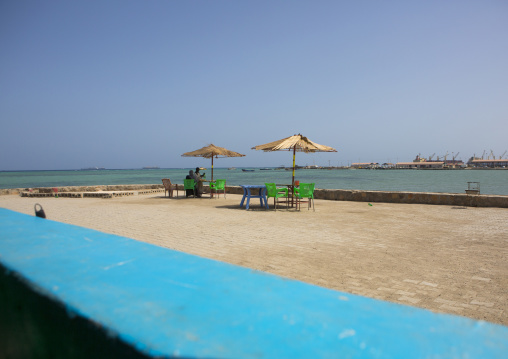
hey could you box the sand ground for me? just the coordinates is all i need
[1,192,507,326]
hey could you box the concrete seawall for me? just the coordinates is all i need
[1,184,507,208]
[314,188,508,208]
[0,184,162,195]
[225,186,508,208]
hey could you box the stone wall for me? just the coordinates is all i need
[312,188,508,208]
[0,184,163,196]
[223,186,508,208]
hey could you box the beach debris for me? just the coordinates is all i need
[368,203,373,206]
[34,203,46,218]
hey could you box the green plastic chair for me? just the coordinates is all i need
[210,179,226,199]
[183,178,196,197]
[294,183,315,211]
[265,183,289,210]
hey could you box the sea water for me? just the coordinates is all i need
[1,168,507,195]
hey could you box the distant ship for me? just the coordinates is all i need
[142,166,160,169]
[242,169,255,172]
[228,167,236,170]
[285,165,303,170]
[260,168,272,170]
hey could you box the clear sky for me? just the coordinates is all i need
[1,0,507,170]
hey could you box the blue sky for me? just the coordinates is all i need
[1,0,507,170]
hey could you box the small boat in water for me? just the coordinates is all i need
[228,167,236,170]
[242,169,255,172]
[260,168,272,170]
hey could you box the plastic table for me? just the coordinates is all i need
[240,185,268,210]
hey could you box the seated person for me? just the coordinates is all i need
[195,167,205,180]
[188,169,203,197]
[185,173,193,197]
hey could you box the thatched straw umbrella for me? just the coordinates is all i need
[252,134,337,186]
[182,144,245,181]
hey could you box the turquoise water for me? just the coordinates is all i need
[1,168,507,195]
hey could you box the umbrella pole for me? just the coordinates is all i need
[292,146,296,208]
[210,156,214,199]
[292,146,296,186]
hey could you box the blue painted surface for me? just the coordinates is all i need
[0,208,507,358]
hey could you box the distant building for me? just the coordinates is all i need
[351,162,379,169]
[468,158,508,168]
[443,160,465,168]
[395,161,444,169]
[396,154,465,169]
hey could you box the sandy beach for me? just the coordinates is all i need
[1,192,507,326]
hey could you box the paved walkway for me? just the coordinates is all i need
[1,193,507,326]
